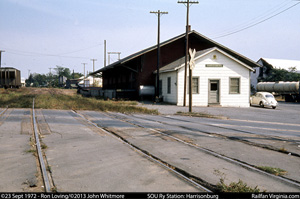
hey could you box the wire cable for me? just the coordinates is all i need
[210,0,292,37]
[212,1,300,39]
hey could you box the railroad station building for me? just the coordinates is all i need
[92,30,259,107]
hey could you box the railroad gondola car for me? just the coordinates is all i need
[0,67,22,89]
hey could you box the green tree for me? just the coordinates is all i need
[54,66,72,79]
[261,68,300,82]
[25,74,34,87]
[72,72,83,79]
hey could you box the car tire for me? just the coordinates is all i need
[259,102,264,108]
[272,106,276,109]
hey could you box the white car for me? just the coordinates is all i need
[250,92,278,109]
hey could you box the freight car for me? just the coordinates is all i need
[0,67,22,89]
[257,81,300,102]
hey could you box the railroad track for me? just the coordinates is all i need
[32,99,52,192]
[72,110,213,192]
[116,113,300,156]
[0,104,52,192]
[86,111,300,190]
[2,104,299,192]
[0,107,8,116]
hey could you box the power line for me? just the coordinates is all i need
[3,42,103,59]
[211,0,291,37]
[5,50,91,59]
[213,1,300,39]
[58,43,103,55]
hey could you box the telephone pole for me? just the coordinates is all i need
[0,50,5,68]
[104,40,107,67]
[48,68,53,86]
[91,59,97,86]
[150,10,168,101]
[82,63,87,87]
[178,0,198,112]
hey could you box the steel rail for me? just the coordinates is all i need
[72,110,212,192]
[107,112,300,189]
[32,98,51,192]
[0,107,8,116]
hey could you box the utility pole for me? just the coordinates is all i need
[150,10,168,101]
[178,0,198,112]
[107,52,121,65]
[0,50,5,68]
[82,63,87,87]
[48,68,53,87]
[28,69,31,86]
[104,40,107,67]
[91,59,97,86]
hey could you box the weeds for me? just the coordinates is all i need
[214,169,261,192]
[41,143,48,150]
[26,149,36,153]
[279,147,287,153]
[176,111,226,119]
[256,166,287,176]
[217,178,260,192]
[0,88,158,114]
[46,165,52,173]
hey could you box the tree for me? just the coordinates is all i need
[261,68,300,82]
[54,66,72,79]
[25,74,34,87]
[72,72,83,79]
[25,66,83,87]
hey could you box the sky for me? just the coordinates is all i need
[0,0,299,78]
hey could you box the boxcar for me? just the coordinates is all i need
[0,67,22,89]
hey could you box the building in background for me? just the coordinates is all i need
[251,58,300,91]
[92,30,259,104]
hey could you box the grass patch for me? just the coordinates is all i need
[279,147,288,153]
[41,143,48,149]
[256,166,287,176]
[26,149,36,153]
[46,165,52,173]
[176,111,227,119]
[0,88,158,114]
[217,178,260,192]
[214,169,261,192]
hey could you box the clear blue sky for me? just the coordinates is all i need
[0,0,299,78]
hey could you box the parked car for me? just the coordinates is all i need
[250,92,278,109]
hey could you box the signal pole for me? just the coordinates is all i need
[91,59,97,86]
[150,10,168,101]
[178,0,198,112]
[0,50,5,68]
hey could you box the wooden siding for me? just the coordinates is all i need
[101,34,218,94]
[163,50,250,107]
[159,71,177,104]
